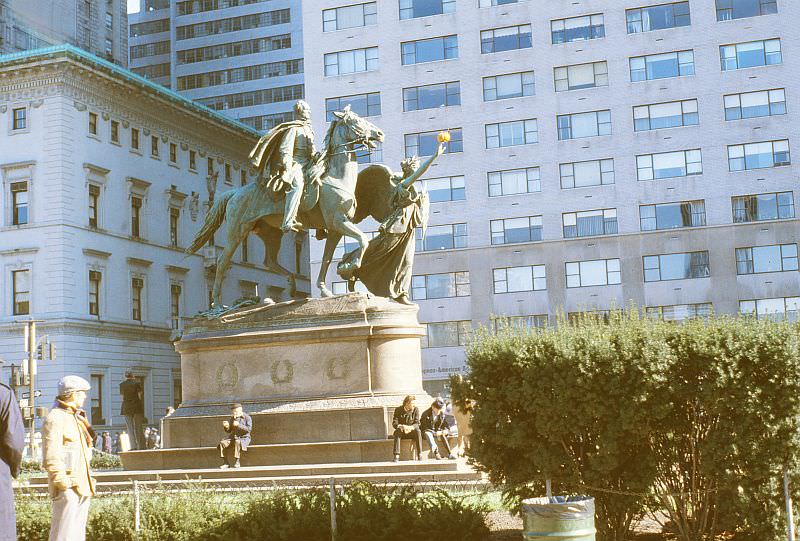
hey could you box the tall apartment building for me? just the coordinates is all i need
[0,0,128,66]
[0,45,308,435]
[128,0,304,132]
[303,0,800,395]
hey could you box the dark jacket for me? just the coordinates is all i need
[119,378,144,416]
[223,413,252,450]
[392,405,420,430]
[1,383,25,541]
[420,407,450,433]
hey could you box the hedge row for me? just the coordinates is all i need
[452,312,800,541]
[16,482,489,541]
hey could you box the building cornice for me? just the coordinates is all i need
[83,248,111,259]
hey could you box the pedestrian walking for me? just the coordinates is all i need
[43,376,96,541]
[119,371,145,450]
[1,381,25,541]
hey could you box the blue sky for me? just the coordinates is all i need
[127,0,139,14]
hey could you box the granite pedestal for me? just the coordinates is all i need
[121,293,435,470]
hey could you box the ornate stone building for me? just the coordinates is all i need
[0,44,309,434]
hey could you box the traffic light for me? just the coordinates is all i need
[36,343,44,361]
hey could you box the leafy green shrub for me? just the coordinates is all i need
[452,312,800,541]
[87,496,135,541]
[218,488,330,541]
[20,459,42,473]
[14,495,51,541]
[139,488,233,541]
[90,452,122,471]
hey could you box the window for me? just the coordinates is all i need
[11,182,28,225]
[241,236,249,262]
[721,39,781,70]
[485,119,538,148]
[170,284,182,329]
[89,113,98,135]
[333,231,378,259]
[483,71,534,101]
[421,321,471,348]
[225,164,232,184]
[728,140,790,171]
[481,24,532,54]
[130,18,170,37]
[716,0,777,21]
[175,9,291,40]
[488,167,541,196]
[151,136,159,158]
[89,270,101,316]
[130,40,170,59]
[566,259,621,287]
[630,50,694,81]
[493,265,547,293]
[169,143,177,164]
[323,2,377,31]
[554,61,608,92]
[108,121,119,144]
[643,251,710,281]
[356,142,383,164]
[401,35,458,65]
[479,0,519,6]
[177,58,303,90]
[90,374,105,425]
[403,82,460,111]
[637,149,702,180]
[189,150,197,171]
[177,34,291,65]
[131,128,139,150]
[640,200,706,230]
[563,209,617,238]
[732,192,794,223]
[326,92,381,120]
[492,315,548,333]
[131,196,143,239]
[491,216,543,244]
[324,47,379,76]
[646,303,712,321]
[560,159,614,189]
[169,207,180,248]
[415,223,468,251]
[12,269,30,315]
[634,99,698,131]
[405,128,462,157]
[626,2,691,33]
[89,184,100,228]
[551,14,605,44]
[424,176,465,202]
[241,170,247,186]
[131,277,144,321]
[208,157,215,176]
[557,110,611,140]
[411,271,470,300]
[725,89,786,120]
[568,310,612,324]
[740,297,799,322]
[12,107,26,130]
[400,0,455,20]
[736,244,798,274]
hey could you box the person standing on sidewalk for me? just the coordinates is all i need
[1,380,25,541]
[119,371,145,450]
[43,376,96,541]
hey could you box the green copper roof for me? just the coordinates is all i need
[0,44,262,138]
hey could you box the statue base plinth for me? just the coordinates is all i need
[121,293,434,470]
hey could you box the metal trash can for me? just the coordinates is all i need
[522,495,596,540]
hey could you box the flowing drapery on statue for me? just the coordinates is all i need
[340,144,444,304]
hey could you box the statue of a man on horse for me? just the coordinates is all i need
[187,99,445,311]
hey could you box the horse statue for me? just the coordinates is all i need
[187,106,385,308]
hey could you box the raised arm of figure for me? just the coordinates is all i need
[400,143,446,189]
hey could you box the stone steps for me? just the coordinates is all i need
[119,437,458,470]
[20,460,486,493]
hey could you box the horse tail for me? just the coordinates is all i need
[186,191,234,254]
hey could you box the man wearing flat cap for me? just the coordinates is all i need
[218,403,252,469]
[420,398,456,460]
[43,375,96,541]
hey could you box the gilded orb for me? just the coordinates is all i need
[437,131,451,143]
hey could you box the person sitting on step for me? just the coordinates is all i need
[392,395,422,462]
[420,398,456,460]
[218,403,252,469]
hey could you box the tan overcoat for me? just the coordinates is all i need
[43,406,96,498]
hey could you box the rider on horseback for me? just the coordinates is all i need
[248,100,317,233]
